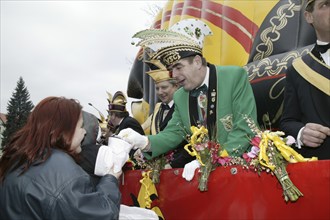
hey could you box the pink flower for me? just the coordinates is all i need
[195,143,205,151]
[243,153,252,162]
[218,157,231,166]
[212,155,219,164]
[285,135,296,146]
[247,146,260,158]
[250,136,261,147]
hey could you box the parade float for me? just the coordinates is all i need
[118,1,329,219]
[120,160,329,219]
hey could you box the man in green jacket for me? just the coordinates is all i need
[119,19,258,178]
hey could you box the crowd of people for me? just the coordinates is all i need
[0,0,329,219]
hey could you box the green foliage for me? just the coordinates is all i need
[1,77,34,148]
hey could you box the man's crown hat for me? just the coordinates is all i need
[108,91,127,112]
[132,19,212,68]
[145,59,173,83]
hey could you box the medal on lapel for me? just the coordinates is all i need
[198,92,208,126]
[209,90,216,115]
[198,92,207,109]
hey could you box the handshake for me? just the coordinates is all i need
[117,128,150,151]
[95,128,200,181]
[118,128,201,182]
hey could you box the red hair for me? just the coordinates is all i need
[0,96,82,182]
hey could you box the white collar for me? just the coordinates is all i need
[118,118,124,125]
[196,66,210,89]
[166,100,174,108]
[316,40,330,65]
[316,40,329,45]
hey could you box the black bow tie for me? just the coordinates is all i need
[190,84,208,97]
[161,103,170,110]
[314,43,330,54]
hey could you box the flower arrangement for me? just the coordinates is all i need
[134,150,174,184]
[184,126,228,191]
[183,115,318,202]
[134,115,318,202]
[242,115,317,202]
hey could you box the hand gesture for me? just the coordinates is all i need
[94,145,127,179]
[118,128,149,151]
[182,160,200,181]
[301,123,330,148]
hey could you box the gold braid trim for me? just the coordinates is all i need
[293,57,330,96]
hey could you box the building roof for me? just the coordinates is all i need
[0,113,7,124]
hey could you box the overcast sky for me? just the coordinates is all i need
[1,0,165,118]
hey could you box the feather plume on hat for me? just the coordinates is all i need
[132,19,212,68]
[132,29,198,56]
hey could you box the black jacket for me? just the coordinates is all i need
[0,149,121,220]
[116,116,145,135]
[280,50,330,159]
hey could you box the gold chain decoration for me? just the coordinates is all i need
[252,0,301,61]
[245,49,310,81]
[244,49,310,124]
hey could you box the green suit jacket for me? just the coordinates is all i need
[147,65,257,158]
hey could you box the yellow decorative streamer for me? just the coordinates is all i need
[258,131,317,171]
[184,125,229,166]
[137,171,165,219]
[138,171,153,208]
[184,126,209,166]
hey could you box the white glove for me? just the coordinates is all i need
[119,204,158,220]
[108,137,132,173]
[94,144,130,176]
[94,145,114,176]
[108,136,133,154]
[118,128,149,151]
[182,160,200,181]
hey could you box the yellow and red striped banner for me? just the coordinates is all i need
[151,0,279,66]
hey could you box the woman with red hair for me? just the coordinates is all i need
[0,96,122,220]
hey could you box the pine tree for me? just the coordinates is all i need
[1,77,34,148]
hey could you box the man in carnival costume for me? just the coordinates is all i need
[118,19,258,180]
[142,59,194,168]
[108,91,145,169]
[108,91,144,136]
[280,0,330,159]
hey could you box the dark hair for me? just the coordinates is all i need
[0,96,82,182]
[185,55,207,66]
[111,111,129,118]
[305,0,315,12]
